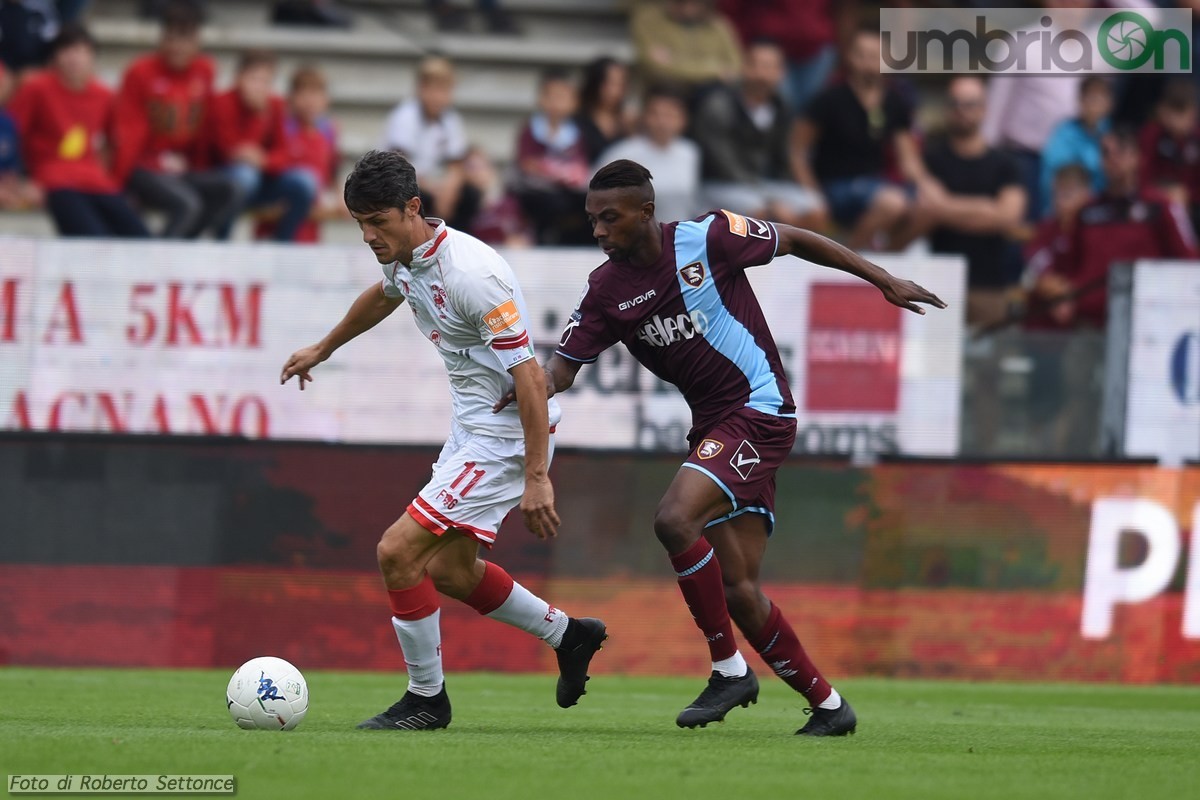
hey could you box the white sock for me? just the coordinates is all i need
[713,651,748,678]
[391,610,444,697]
[486,579,570,648]
[819,687,842,710]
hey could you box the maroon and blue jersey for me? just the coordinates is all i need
[557,209,797,438]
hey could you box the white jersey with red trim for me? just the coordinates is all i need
[381,219,561,439]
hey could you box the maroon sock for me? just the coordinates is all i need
[668,537,738,662]
[750,602,832,705]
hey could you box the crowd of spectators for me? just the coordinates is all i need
[2,0,1200,336]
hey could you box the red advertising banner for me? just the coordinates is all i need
[1,436,1197,683]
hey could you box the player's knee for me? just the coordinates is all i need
[653,507,699,553]
[375,534,422,586]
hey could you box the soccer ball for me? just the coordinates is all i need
[226,656,309,731]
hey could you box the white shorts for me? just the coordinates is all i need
[406,422,556,548]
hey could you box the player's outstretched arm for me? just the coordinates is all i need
[491,353,583,413]
[280,283,403,390]
[775,224,948,315]
[510,358,561,539]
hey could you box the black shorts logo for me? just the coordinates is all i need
[730,440,761,480]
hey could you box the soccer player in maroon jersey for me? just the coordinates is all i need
[497,159,944,735]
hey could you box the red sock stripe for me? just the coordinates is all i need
[388,574,440,621]
[463,562,515,616]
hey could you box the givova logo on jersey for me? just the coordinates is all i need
[636,309,710,347]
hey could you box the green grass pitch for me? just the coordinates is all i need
[2,668,1197,800]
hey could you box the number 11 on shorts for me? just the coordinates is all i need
[450,461,487,497]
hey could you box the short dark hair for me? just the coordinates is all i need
[539,66,574,89]
[344,150,421,215]
[1105,124,1140,152]
[1160,77,1197,111]
[237,49,277,74]
[590,159,653,192]
[161,0,204,34]
[745,36,783,54]
[1079,75,1111,97]
[643,82,688,108]
[50,22,95,55]
[1053,163,1092,186]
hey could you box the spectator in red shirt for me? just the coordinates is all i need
[1138,78,1200,227]
[1046,127,1197,328]
[114,0,237,238]
[1023,163,1093,329]
[206,50,317,241]
[7,24,148,237]
[254,64,340,243]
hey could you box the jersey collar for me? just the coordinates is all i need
[409,219,449,270]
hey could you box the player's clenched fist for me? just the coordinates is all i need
[520,475,560,539]
[280,344,328,390]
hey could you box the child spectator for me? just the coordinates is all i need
[0,61,42,211]
[206,50,316,241]
[1040,76,1112,208]
[597,84,699,223]
[1023,164,1093,330]
[1045,128,1197,328]
[576,57,633,165]
[114,0,238,238]
[1138,78,1200,224]
[381,55,482,232]
[255,64,340,242]
[7,24,148,237]
[510,67,591,245]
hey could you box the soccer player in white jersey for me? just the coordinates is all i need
[280,150,607,730]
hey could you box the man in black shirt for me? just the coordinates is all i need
[904,76,1026,327]
[796,26,927,251]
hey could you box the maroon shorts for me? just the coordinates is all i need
[683,407,797,534]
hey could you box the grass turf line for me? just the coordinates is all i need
[1,668,1197,800]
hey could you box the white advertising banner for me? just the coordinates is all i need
[1125,260,1200,464]
[0,237,965,457]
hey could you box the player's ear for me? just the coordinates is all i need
[408,195,425,218]
[642,200,655,221]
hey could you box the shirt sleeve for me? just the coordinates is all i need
[555,278,618,364]
[452,269,536,371]
[708,208,779,270]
